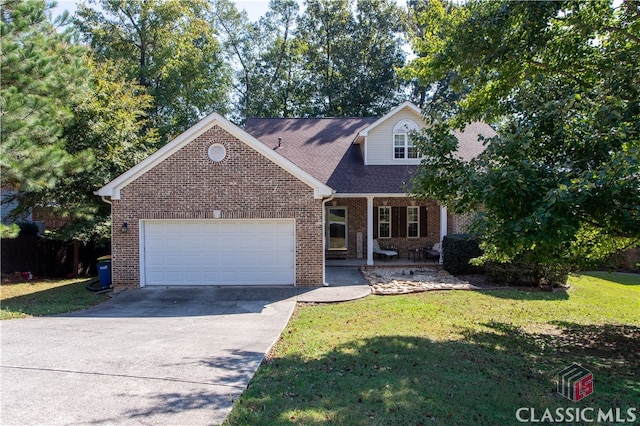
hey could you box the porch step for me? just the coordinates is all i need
[325,249,348,259]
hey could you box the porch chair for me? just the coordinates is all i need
[425,242,441,262]
[373,239,398,260]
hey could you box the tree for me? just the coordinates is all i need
[297,0,407,117]
[250,0,306,118]
[347,0,408,115]
[408,0,640,271]
[30,58,159,245]
[214,0,407,121]
[296,0,354,116]
[212,0,262,121]
[403,0,468,111]
[1,0,92,237]
[75,0,232,140]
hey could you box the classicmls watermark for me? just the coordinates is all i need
[557,363,593,402]
[515,364,638,423]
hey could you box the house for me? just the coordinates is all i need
[95,101,495,289]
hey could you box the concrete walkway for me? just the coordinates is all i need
[297,267,371,303]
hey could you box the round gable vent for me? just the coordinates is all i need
[208,143,227,163]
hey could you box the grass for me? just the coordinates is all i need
[0,277,110,319]
[226,272,640,425]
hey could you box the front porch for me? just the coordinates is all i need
[324,196,448,267]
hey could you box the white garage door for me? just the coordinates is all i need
[141,220,295,286]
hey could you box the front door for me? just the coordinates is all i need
[327,207,347,250]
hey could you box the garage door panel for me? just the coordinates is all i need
[142,220,295,286]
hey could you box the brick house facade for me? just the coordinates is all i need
[97,102,494,289]
[109,125,324,288]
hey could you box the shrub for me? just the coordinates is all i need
[442,234,483,275]
[486,260,570,288]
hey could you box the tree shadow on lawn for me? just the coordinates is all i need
[229,322,640,425]
[476,286,570,301]
[577,271,640,286]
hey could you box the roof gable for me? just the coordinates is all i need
[357,101,423,137]
[96,113,333,200]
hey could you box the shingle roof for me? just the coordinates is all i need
[244,117,495,194]
[244,117,375,186]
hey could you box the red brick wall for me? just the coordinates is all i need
[448,211,475,235]
[327,197,441,260]
[110,124,323,289]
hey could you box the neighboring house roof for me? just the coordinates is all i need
[453,122,497,161]
[95,112,333,199]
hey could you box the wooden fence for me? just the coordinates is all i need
[1,236,109,278]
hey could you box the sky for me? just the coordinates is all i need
[53,0,408,23]
[54,1,285,22]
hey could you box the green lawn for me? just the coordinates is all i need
[226,272,640,425]
[0,277,110,319]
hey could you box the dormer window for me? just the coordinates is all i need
[393,119,419,159]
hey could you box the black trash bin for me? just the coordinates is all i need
[97,255,112,288]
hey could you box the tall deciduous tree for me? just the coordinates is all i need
[297,0,407,117]
[347,0,408,115]
[75,0,231,140]
[0,0,92,237]
[408,0,640,270]
[251,0,305,118]
[213,0,309,120]
[32,58,159,245]
[218,0,408,121]
[296,0,354,116]
[211,0,261,121]
[403,0,468,111]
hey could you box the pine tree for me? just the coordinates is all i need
[1,0,92,236]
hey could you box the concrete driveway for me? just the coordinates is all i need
[1,286,299,426]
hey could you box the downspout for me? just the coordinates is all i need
[321,195,335,286]
[100,196,114,280]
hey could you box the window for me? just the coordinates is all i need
[327,207,347,249]
[407,206,419,238]
[378,207,391,238]
[407,138,418,159]
[393,120,419,159]
[394,134,407,159]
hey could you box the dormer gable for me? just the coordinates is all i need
[356,101,426,165]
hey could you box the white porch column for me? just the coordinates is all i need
[367,196,374,265]
[439,205,448,264]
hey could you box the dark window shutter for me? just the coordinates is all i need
[392,207,407,238]
[391,207,398,237]
[420,206,428,238]
[373,207,379,239]
[399,207,407,238]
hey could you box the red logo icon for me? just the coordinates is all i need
[558,364,593,402]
